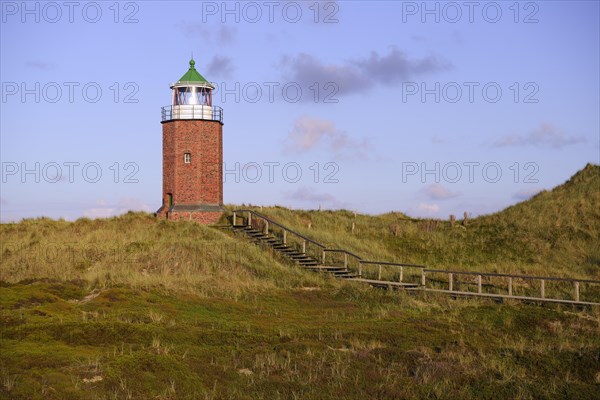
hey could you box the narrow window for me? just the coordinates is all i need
[184,153,191,164]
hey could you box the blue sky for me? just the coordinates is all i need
[1,1,599,221]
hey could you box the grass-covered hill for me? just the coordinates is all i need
[0,164,599,399]
[247,163,600,279]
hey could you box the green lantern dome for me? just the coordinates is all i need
[176,58,209,84]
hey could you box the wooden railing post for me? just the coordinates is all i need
[283,230,287,244]
[574,281,580,302]
[358,261,362,277]
[421,269,426,286]
[477,275,482,294]
[377,264,382,280]
[233,212,237,226]
[344,253,348,269]
[302,240,306,254]
[399,266,403,282]
[264,221,269,234]
[322,250,325,265]
[508,277,513,296]
[540,279,545,299]
[449,273,454,292]
[247,212,252,227]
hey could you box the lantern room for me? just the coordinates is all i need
[161,58,223,122]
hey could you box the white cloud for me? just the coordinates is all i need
[421,184,459,200]
[283,187,345,209]
[415,203,440,214]
[513,188,543,200]
[285,116,337,152]
[283,115,372,160]
[494,123,585,149]
[83,198,151,219]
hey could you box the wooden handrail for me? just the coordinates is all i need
[233,209,325,248]
[423,268,600,284]
[361,260,426,268]
[323,248,362,260]
[230,209,599,304]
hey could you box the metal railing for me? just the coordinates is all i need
[161,105,223,123]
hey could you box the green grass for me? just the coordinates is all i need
[1,281,599,399]
[0,163,599,399]
[241,163,600,280]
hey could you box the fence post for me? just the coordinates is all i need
[574,281,580,302]
[344,253,348,269]
[283,230,287,244]
[358,262,362,277]
[233,212,237,226]
[265,221,269,234]
[399,266,403,282]
[302,240,306,254]
[421,269,426,286]
[449,273,453,292]
[508,277,513,296]
[247,212,252,227]
[322,250,325,265]
[540,279,545,299]
[377,264,382,280]
[477,275,482,294]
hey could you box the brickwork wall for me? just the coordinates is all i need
[157,119,223,224]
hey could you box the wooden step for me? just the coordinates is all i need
[298,263,319,268]
[333,271,360,279]
[349,278,420,288]
[298,259,318,264]
[247,232,268,238]
[336,273,361,279]
[303,266,345,271]
[290,254,310,258]
[280,249,301,255]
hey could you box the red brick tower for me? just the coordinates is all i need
[156,59,224,224]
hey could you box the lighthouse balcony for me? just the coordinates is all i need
[161,105,223,123]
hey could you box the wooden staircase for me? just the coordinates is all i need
[232,225,360,279]
[227,209,600,306]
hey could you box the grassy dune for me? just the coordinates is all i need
[246,163,600,279]
[0,164,599,399]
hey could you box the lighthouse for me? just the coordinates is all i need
[156,58,224,224]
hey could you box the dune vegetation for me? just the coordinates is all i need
[0,164,598,399]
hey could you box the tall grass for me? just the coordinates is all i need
[237,164,599,280]
[0,164,599,399]
[1,212,327,298]
[2,164,598,297]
